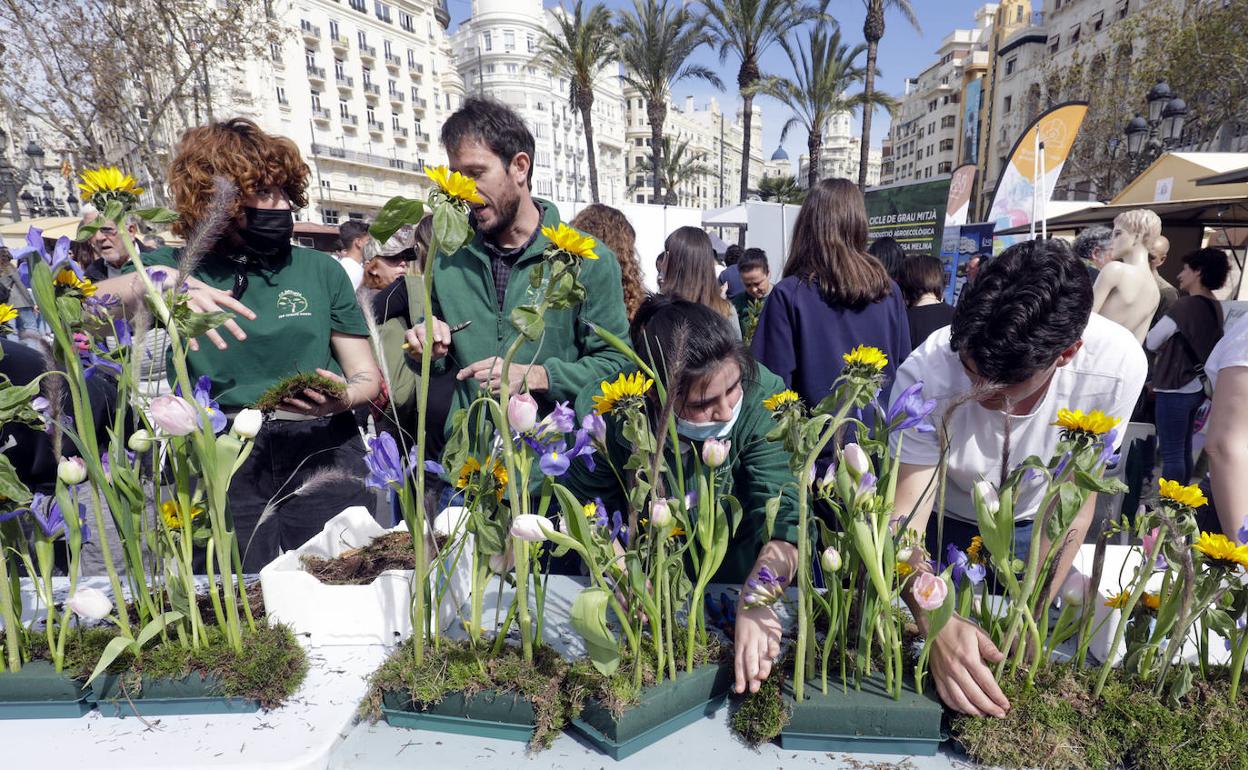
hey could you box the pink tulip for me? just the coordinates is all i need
[148,395,199,436]
[507,393,539,433]
[912,571,949,612]
[701,438,730,468]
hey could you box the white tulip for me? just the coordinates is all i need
[974,480,1000,516]
[57,457,87,485]
[231,409,264,439]
[127,429,155,453]
[66,587,113,621]
[821,546,842,573]
[1060,572,1090,607]
[509,513,551,542]
[649,499,673,528]
[843,443,870,479]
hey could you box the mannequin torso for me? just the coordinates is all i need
[1092,225,1162,343]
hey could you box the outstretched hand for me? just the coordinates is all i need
[929,615,1010,717]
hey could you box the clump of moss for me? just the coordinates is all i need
[952,665,1248,770]
[730,655,790,746]
[364,639,574,750]
[563,625,727,718]
[253,371,346,413]
[59,622,307,709]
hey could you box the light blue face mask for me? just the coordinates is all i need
[676,394,743,442]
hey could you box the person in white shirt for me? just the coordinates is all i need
[1206,314,1248,538]
[888,238,1147,719]
[336,219,371,291]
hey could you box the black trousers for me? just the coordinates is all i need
[228,412,375,573]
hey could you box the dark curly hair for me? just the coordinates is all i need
[167,117,310,238]
[1183,247,1230,291]
[951,238,1091,385]
[570,204,646,320]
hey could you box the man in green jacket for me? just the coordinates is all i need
[405,97,631,423]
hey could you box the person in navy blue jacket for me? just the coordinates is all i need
[750,178,911,447]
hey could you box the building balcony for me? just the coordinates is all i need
[331,35,349,52]
[300,20,321,41]
[385,53,401,69]
[336,74,354,90]
[271,50,285,67]
[413,96,427,111]
[363,82,380,97]
[416,131,431,144]
[359,44,376,61]
[389,91,405,105]
[409,62,424,77]
[368,119,385,134]
[311,142,424,174]
[307,64,326,81]
[395,126,409,139]
[312,107,331,122]
[342,113,359,127]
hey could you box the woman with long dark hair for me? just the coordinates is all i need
[657,226,739,337]
[751,177,910,421]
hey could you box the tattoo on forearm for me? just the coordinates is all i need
[347,372,375,385]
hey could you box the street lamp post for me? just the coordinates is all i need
[1123,79,1189,176]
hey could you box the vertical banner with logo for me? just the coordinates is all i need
[986,102,1089,232]
[961,78,982,166]
[865,178,953,257]
[946,223,995,305]
[945,164,977,228]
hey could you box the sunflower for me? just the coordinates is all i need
[53,269,97,297]
[762,389,800,412]
[0,304,16,325]
[1104,591,1129,609]
[490,460,508,498]
[78,166,144,205]
[896,561,914,578]
[1053,408,1120,437]
[1141,592,1161,611]
[966,535,984,565]
[455,456,482,489]
[1158,478,1208,509]
[668,526,686,539]
[593,371,654,415]
[425,165,484,205]
[842,345,888,372]
[542,223,599,260]
[1192,532,1248,571]
[160,500,204,530]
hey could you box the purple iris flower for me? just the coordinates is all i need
[946,543,986,588]
[190,375,227,434]
[537,401,576,438]
[857,472,877,497]
[31,396,50,413]
[1054,451,1073,478]
[100,449,136,479]
[568,429,596,472]
[609,510,629,546]
[589,498,609,528]
[364,432,406,490]
[13,229,76,287]
[582,412,606,443]
[538,441,571,477]
[887,381,937,433]
[1,493,90,542]
[80,347,123,381]
[684,490,699,510]
[751,565,788,589]
[424,460,446,475]
[112,319,133,348]
[1238,523,1248,547]
[1098,428,1120,466]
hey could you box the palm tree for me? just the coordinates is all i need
[758,174,806,204]
[764,24,892,188]
[537,0,616,203]
[628,136,713,205]
[859,0,920,189]
[700,0,820,203]
[617,0,722,205]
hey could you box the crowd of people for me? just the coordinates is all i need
[1,95,1244,717]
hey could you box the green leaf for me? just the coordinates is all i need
[136,611,184,647]
[0,454,31,504]
[571,587,620,676]
[510,305,545,341]
[86,635,135,686]
[133,207,180,224]
[370,197,426,244]
[764,495,781,541]
[176,309,234,339]
[432,204,472,254]
[474,517,507,556]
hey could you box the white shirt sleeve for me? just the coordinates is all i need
[1144,315,1177,352]
[889,348,943,467]
[337,257,365,291]
[1108,341,1149,452]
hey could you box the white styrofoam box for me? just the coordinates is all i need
[1072,544,1233,666]
[260,506,472,646]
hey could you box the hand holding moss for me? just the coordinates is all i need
[254,370,349,415]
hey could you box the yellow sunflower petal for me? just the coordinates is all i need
[1192,531,1248,570]
[425,165,484,205]
[1053,408,1120,436]
[762,389,800,411]
[1158,478,1208,509]
[543,223,599,260]
[593,371,653,415]
[0,305,16,325]
[843,345,888,371]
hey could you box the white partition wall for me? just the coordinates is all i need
[555,200,704,291]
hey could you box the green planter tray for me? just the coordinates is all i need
[779,672,944,756]
[0,661,93,719]
[92,672,260,718]
[380,688,536,742]
[570,662,734,760]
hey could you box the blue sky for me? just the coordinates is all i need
[444,0,990,171]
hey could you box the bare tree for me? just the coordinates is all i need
[0,0,285,205]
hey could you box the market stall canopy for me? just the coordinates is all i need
[1195,165,1248,187]
[702,203,748,227]
[0,216,80,248]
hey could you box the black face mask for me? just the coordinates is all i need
[239,207,294,261]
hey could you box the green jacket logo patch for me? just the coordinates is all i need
[276,289,312,319]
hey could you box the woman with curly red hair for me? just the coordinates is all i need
[97,117,381,570]
[569,204,646,321]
